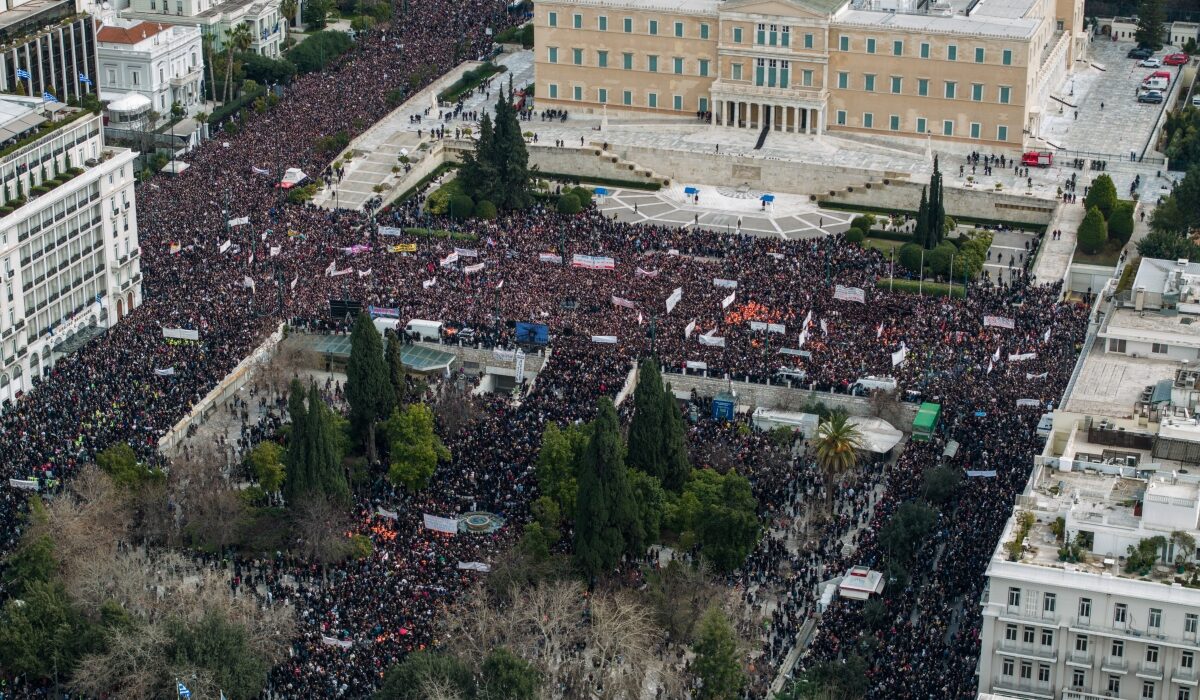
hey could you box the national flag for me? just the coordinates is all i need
[486,236,496,248]
[876,322,884,339]
[1042,327,1051,344]
[177,682,192,699]
[78,72,92,85]
[15,68,29,80]
[992,346,1001,362]
[495,279,504,290]
[42,92,57,103]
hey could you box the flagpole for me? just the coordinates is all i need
[919,249,924,297]
[889,246,894,292]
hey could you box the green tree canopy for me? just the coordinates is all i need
[1135,0,1166,49]
[626,359,665,480]
[923,465,962,505]
[1077,206,1109,255]
[96,443,162,489]
[574,398,638,580]
[897,242,924,273]
[692,606,745,700]
[1137,229,1200,261]
[658,384,692,492]
[246,441,286,493]
[669,468,761,572]
[1150,166,1200,234]
[1109,200,1136,245]
[346,313,393,462]
[458,87,532,210]
[480,647,541,699]
[0,579,106,683]
[536,422,586,522]
[384,404,450,492]
[284,382,349,505]
[812,413,863,510]
[166,609,271,700]
[286,30,351,72]
[383,329,407,409]
[879,499,937,562]
[1084,174,1118,220]
[375,650,475,700]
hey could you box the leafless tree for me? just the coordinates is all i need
[289,495,353,563]
[433,382,477,439]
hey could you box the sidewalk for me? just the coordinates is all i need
[1032,202,1080,285]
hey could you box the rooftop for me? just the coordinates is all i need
[96,19,169,45]
[1103,307,1200,348]
[833,6,1040,38]
[1061,350,1178,417]
[0,0,73,40]
[538,0,722,14]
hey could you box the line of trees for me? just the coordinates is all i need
[1139,166,1200,261]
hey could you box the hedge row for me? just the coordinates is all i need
[210,86,267,127]
[819,200,1048,234]
[875,277,966,299]
[402,227,479,241]
[395,163,458,204]
[438,63,506,103]
[537,172,663,191]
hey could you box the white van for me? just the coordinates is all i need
[405,319,443,341]
[853,375,899,392]
[1141,78,1168,91]
[372,317,401,336]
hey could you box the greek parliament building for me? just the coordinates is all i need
[533,0,1087,147]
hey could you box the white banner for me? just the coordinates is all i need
[440,252,459,267]
[571,254,615,270]
[228,216,250,227]
[635,267,659,278]
[966,470,998,478]
[666,287,683,314]
[329,268,353,278]
[721,291,736,309]
[820,319,828,335]
[9,478,38,490]
[713,278,738,289]
[767,323,785,334]
[834,285,866,303]
[684,320,697,339]
[1008,352,1037,362]
[357,269,372,278]
[454,247,479,258]
[162,327,199,341]
[291,276,298,290]
[514,349,526,385]
[242,275,256,290]
[423,513,459,534]
[457,561,491,572]
[270,245,281,256]
[891,345,908,367]
[611,296,636,309]
[591,335,618,344]
[463,262,485,275]
[1026,372,1048,380]
[983,315,1015,329]
[685,361,708,370]
[154,367,176,376]
[324,261,336,276]
[321,635,353,649]
[750,321,767,332]
[219,239,231,254]
[423,278,436,289]
[699,334,725,347]
[376,507,399,520]
[493,349,516,363]
[539,252,562,264]
[1016,398,1042,407]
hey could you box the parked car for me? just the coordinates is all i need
[1147,70,1171,80]
[1141,78,1169,91]
[1164,53,1191,66]
[1128,47,1154,59]
[1138,90,1164,103]
[1193,95,1200,107]
[1141,57,1163,67]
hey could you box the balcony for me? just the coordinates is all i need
[1066,650,1094,667]
[1173,667,1199,685]
[709,79,828,105]
[1137,662,1164,679]
[997,640,1058,661]
[1100,656,1128,673]
[170,67,203,87]
[1062,690,1116,700]
[993,676,1054,698]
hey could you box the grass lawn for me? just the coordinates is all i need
[1072,240,1123,267]
[864,237,904,255]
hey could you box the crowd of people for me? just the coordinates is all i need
[0,0,1096,695]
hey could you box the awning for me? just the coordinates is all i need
[847,415,903,453]
[683,186,699,195]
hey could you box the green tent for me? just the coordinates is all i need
[912,402,941,441]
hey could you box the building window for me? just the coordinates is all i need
[891,76,902,93]
[1072,670,1086,688]
[1110,676,1121,694]
[755,59,765,86]
[1109,338,1127,352]
[698,96,708,112]
[889,114,900,130]
[698,59,709,77]
[944,81,956,99]
[917,78,929,96]
[1003,48,1013,65]
[893,39,903,55]
[916,117,927,133]
[970,122,981,139]
[866,37,876,53]
[947,44,957,61]
[1112,640,1125,658]
[1044,593,1056,614]
[1003,658,1014,676]
[547,11,556,26]
[862,112,873,128]
[1038,665,1050,683]
[647,92,657,108]
[623,17,632,32]
[732,63,743,80]
[804,32,813,48]
[1144,681,1157,699]
[975,46,985,62]
[1187,614,1199,636]
[573,85,582,101]
[623,53,633,70]
[674,57,684,74]
[548,83,558,99]
[1115,603,1128,625]
[572,48,583,65]
[999,86,1011,104]
[733,27,742,43]
[768,24,778,45]
[864,74,875,92]
[972,83,983,101]
[1076,634,1089,652]
[837,72,848,89]
[836,110,846,125]
[674,21,683,37]
[648,20,658,35]
[781,26,789,46]
[1184,652,1195,671]
[622,90,631,105]
[757,23,765,44]
[1020,661,1032,680]
[943,120,953,136]
[1180,689,1192,700]
[598,88,607,103]
[1147,646,1159,664]
[920,42,930,58]
[1150,608,1163,627]
[802,69,812,86]
[598,16,607,30]
[700,23,710,39]
[839,35,849,51]
[548,47,558,64]
[1153,343,1168,354]
[572,13,581,28]
[1023,626,1036,644]
[1041,629,1054,646]
[648,55,658,72]
[598,51,608,67]
[672,94,681,110]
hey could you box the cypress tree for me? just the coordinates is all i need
[284,379,311,503]
[345,313,392,463]
[931,157,946,246]
[914,187,930,249]
[659,384,692,493]
[384,330,407,408]
[307,383,350,505]
[574,398,637,582]
[626,359,665,480]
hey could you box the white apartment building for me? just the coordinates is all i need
[979,365,1200,700]
[120,0,286,58]
[1099,258,1200,363]
[97,20,204,117]
[0,98,140,405]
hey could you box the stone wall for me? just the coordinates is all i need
[823,179,1058,226]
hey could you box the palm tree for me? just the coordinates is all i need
[223,22,254,103]
[812,412,863,513]
[279,0,298,36]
